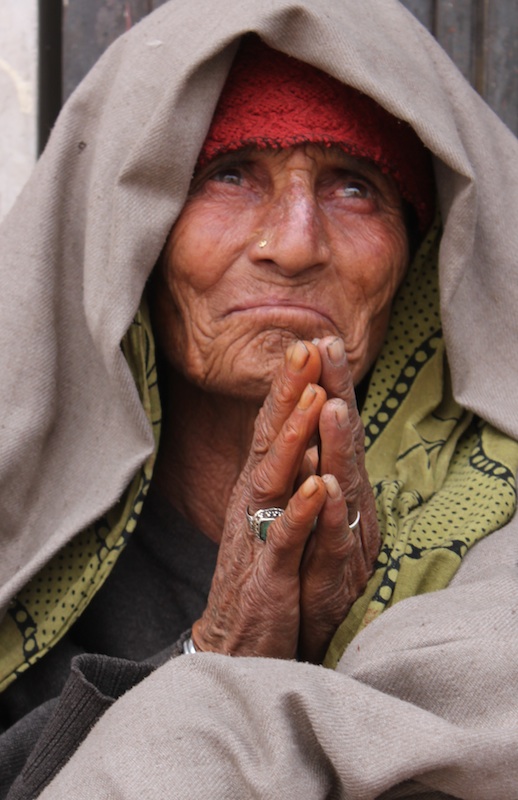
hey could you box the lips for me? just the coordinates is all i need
[228,299,336,328]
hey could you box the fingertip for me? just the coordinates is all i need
[286,339,310,372]
[325,337,347,366]
[303,445,319,476]
[301,340,323,372]
[322,473,341,499]
[319,399,352,441]
[285,340,322,380]
[301,475,321,498]
[330,397,349,428]
[314,335,339,352]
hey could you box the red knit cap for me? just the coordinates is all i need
[199,38,435,232]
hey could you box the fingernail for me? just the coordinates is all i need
[332,398,348,428]
[326,337,345,365]
[322,474,341,498]
[298,383,317,410]
[287,340,309,372]
[301,475,319,497]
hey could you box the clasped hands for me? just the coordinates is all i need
[192,337,380,663]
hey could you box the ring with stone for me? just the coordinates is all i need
[246,506,284,541]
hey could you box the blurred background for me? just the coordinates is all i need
[1,0,517,222]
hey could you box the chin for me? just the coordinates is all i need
[205,358,282,403]
[202,332,295,403]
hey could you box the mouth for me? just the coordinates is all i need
[228,300,336,329]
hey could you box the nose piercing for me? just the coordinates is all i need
[258,239,268,248]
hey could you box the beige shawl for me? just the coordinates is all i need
[39,519,518,799]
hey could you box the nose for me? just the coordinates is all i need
[249,178,330,276]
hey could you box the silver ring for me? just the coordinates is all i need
[349,510,361,531]
[246,506,284,541]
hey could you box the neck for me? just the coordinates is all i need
[152,369,260,542]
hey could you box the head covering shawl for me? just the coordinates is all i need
[1,0,518,686]
[199,36,435,231]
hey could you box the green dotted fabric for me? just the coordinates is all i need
[325,217,518,668]
[0,305,161,691]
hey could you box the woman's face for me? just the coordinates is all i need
[154,144,409,401]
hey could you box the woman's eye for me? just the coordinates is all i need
[211,168,243,186]
[339,180,370,199]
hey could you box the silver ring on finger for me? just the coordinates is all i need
[348,510,361,531]
[246,506,284,542]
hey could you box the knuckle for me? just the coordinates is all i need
[275,370,297,405]
[321,527,357,561]
[278,509,301,539]
[275,493,309,535]
[342,471,362,501]
[264,372,296,418]
[252,412,271,457]
[250,462,282,505]
[282,418,300,445]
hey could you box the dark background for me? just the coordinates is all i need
[38,0,518,152]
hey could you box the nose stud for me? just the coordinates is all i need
[258,239,268,248]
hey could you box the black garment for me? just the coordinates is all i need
[70,483,219,661]
[0,486,218,799]
[7,655,155,800]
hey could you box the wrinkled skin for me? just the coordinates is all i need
[152,144,409,662]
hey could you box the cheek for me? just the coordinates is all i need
[165,196,258,295]
[362,224,409,348]
[331,217,409,381]
[361,219,408,293]
[166,216,226,296]
[334,218,409,314]
[154,211,236,349]
[152,208,257,388]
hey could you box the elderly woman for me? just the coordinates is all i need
[2,0,518,797]
[150,37,436,665]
